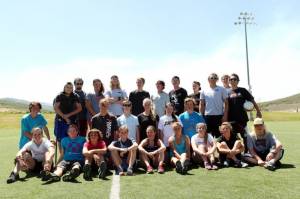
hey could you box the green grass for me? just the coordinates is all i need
[0,113,299,199]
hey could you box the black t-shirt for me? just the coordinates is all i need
[228,87,254,124]
[169,87,188,115]
[113,139,134,148]
[129,90,150,116]
[188,92,200,113]
[138,113,159,141]
[216,134,240,149]
[91,113,118,146]
[55,92,80,122]
[74,90,87,120]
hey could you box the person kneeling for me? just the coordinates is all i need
[7,127,54,183]
[138,126,166,174]
[82,129,107,180]
[191,123,218,170]
[108,125,138,176]
[244,118,284,171]
[47,125,86,182]
[216,122,248,168]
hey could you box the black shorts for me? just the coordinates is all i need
[31,159,44,173]
[204,115,223,137]
[57,160,83,172]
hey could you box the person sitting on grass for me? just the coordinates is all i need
[168,122,190,175]
[46,125,86,182]
[108,125,138,176]
[191,123,218,170]
[138,126,166,174]
[82,128,107,180]
[244,118,284,171]
[7,127,55,184]
[216,122,248,168]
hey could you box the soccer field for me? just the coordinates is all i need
[0,113,299,199]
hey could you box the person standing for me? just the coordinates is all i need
[169,76,188,115]
[228,73,262,150]
[105,75,127,117]
[129,77,150,116]
[199,73,228,138]
[54,82,82,151]
[221,74,231,94]
[86,79,105,127]
[74,78,88,137]
[151,80,170,117]
[19,102,50,149]
[188,81,201,113]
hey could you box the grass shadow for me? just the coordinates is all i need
[279,163,296,169]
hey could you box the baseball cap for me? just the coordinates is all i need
[253,118,264,125]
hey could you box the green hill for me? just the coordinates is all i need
[0,98,53,113]
[259,93,300,112]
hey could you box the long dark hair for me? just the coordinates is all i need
[165,102,178,122]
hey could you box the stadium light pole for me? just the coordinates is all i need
[235,12,255,120]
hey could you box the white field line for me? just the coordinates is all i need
[109,174,120,199]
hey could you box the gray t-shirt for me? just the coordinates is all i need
[86,92,105,120]
[151,91,170,117]
[247,131,278,154]
[105,89,127,116]
[200,85,228,115]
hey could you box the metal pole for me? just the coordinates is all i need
[243,17,254,120]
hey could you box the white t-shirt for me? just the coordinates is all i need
[151,91,170,117]
[200,85,228,115]
[191,133,214,147]
[105,89,127,116]
[117,114,139,140]
[22,138,53,162]
[158,115,182,146]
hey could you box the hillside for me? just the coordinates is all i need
[0,98,53,113]
[259,93,300,112]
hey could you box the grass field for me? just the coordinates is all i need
[0,112,299,199]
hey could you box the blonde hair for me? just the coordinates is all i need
[219,122,233,132]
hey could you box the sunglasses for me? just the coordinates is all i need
[123,104,131,107]
[209,77,218,80]
[76,83,83,85]
[229,78,238,81]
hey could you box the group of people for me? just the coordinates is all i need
[6,73,284,184]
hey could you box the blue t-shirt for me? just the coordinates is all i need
[179,111,205,139]
[19,113,47,149]
[61,136,86,161]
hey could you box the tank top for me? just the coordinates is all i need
[173,135,186,155]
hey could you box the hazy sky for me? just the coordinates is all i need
[1,0,299,103]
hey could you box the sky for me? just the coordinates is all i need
[0,0,299,103]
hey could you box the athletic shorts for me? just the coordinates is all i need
[204,115,223,138]
[57,160,83,172]
[54,118,69,142]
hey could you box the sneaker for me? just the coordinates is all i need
[83,164,92,180]
[116,165,125,176]
[158,165,164,174]
[241,161,249,168]
[48,173,61,182]
[127,167,133,176]
[222,160,230,168]
[98,161,107,179]
[175,160,183,174]
[7,172,19,184]
[211,163,218,170]
[146,165,154,174]
[264,162,276,171]
[62,168,80,182]
[204,162,212,170]
[40,170,51,181]
[182,160,189,175]
[234,160,242,168]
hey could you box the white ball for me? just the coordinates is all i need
[243,101,254,111]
